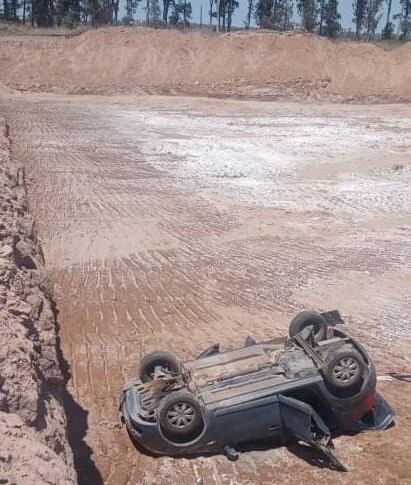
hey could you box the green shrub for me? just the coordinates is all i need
[62,13,76,30]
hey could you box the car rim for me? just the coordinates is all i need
[333,357,359,383]
[167,402,195,428]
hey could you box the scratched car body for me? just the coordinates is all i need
[120,310,394,470]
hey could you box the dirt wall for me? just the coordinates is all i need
[0,118,75,484]
[0,28,410,101]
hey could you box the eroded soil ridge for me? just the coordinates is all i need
[0,118,75,484]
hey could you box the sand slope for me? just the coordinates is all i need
[0,28,410,100]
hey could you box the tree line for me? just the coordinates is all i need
[0,0,409,39]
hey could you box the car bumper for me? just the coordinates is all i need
[351,393,395,432]
[120,381,215,456]
[120,382,161,454]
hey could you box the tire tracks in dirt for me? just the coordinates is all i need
[1,94,410,485]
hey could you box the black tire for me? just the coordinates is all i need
[139,351,181,383]
[322,348,365,391]
[158,390,203,437]
[289,311,328,342]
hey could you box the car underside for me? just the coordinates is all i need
[120,310,394,471]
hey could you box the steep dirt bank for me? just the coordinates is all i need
[0,118,76,484]
[0,28,410,101]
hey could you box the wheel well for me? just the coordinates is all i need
[283,386,338,428]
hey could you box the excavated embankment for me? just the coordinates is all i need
[0,28,410,101]
[0,118,76,484]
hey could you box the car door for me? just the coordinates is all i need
[211,395,282,445]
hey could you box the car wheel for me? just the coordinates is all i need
[139,351,181,383]
[289,311,328,342]
[158,390,203,438]
[322,348,365,391]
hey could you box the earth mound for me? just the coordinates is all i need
[0,28,409,101]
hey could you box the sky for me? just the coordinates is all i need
[131,0,403,31]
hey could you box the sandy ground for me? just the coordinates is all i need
[1,93,410,484]
[0,28,410,101]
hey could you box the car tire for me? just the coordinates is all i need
[322,348,365,391]
[139,351,181,383]
[289,311,328,342]
[158,390,203,438]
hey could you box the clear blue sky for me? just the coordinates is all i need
[131,0,402,31]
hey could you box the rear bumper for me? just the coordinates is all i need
[351,393,395,432]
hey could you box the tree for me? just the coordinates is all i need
[7,0,21,18]
[227,0,239,31]
[219,0,226,30]
[365,0,384,40]
[1,0,11,19]
[182,0,191,24]
[255,0,293,30]
[324,0,340,37]
[148,0,161,23]
[318,0,325,34]
[382,0,393,38]
[83,0,103,24]
[163,0,172,24]
[245,0,254,28]
[215,0,239,31]
[31,0,54,26]
[124,0,140,23]
[22,0,27,22]
[62,10,76,28]
[169,0,192,25]
[353,0,367,38]
[395,0,410,38]
[255,0,273,28]
[113,0,120,23]
[271,0,293,29]
[297,0,317,32]
[56,0,66,24]
[56,0,80,25]
[208,0,221,28]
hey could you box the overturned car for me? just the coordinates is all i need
[120,310,394,471]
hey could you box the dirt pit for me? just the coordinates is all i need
[1,93,410,484]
